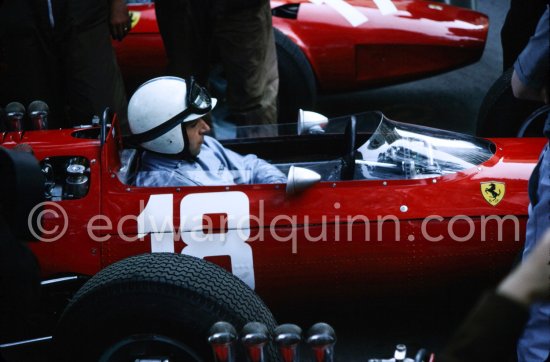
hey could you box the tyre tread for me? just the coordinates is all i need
[56,253,277,360]
[70,253,274,327]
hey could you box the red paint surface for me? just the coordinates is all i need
[116,0,488,93]
[3,123,545,300]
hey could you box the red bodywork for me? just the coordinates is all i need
[2,119,545,306]
[115,0,488,93]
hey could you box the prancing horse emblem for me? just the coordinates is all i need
[129,11,141,30]
[481,181,505,206]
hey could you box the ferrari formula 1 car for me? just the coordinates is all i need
[0,109,544,360]
[116,0,488,121]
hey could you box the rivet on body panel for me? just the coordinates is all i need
[400,205,408,213]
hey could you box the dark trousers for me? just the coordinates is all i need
[155,0,278,126]
[0,7,127,129]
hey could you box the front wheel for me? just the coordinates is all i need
[53,253,277,362]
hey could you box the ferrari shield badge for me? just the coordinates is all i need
[481,182,505,206]
[129,11,141,29]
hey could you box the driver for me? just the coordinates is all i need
[128,77,287,187]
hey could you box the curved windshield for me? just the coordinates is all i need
[356,114,494,180]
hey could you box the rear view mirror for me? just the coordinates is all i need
[286,166,321,196]
[297,109,328,135]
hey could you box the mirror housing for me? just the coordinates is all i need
[297,109,329,135]
[286,166,321,195]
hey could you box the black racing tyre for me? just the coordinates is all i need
[476,67,544,137]
[274,28,316,124]
[433,0,476,9]
[53,253,277,362]
[517,105,550,137]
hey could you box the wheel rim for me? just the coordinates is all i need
[99,333,203,362]
[517,104,550,137]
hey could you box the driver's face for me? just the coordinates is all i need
[185,118,210,157]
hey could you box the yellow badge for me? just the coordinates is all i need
[129,11,141,29]
[481,181,505,206]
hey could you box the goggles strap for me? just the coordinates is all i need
[124,104,211,146]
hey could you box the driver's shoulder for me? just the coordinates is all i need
[140,151,179,170]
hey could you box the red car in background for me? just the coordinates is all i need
[115,0,489,121]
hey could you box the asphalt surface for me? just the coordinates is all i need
[2,1,513,361]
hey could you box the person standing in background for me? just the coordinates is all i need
[501,0,547,71]
[154,0,279,134]
[0,0,130,130]
[510,7,550,361]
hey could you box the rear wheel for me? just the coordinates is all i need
[53,253,277,362]
[434,0,476,9]
[274,28,316,123]
[476,67,544,137]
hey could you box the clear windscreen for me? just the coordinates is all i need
[356,114,494,180]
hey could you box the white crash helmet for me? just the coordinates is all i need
[127,76,217,155]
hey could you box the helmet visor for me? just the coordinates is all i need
[187,77,212,113]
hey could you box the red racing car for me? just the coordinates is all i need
[116,0,489,121]
[0,110,543,360]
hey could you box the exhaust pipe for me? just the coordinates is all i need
[5,102,25,131]
[306,323,336,362]
[28,100,49,130]
[274,324,302,362]
[240,322,269,362]
[208,321,237,362]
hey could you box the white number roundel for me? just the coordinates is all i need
[137,192,255,289]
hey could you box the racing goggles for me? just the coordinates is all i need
[128,77,213,145]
